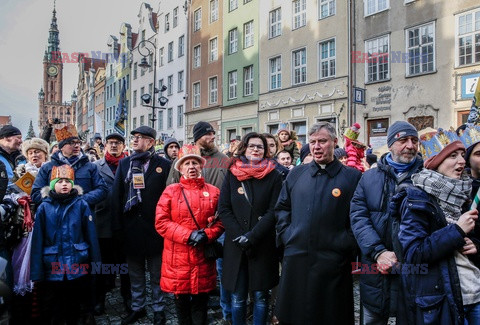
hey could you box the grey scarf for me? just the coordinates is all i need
[412,169,472,224]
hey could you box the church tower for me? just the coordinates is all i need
[38,1,76,135]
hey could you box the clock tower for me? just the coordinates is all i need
[38,1,76,135]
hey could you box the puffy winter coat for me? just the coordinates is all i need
[155,177,223,294]
[31,151,108,207]
[350,153,423,317]
[344,137,365,172]
[396,186,467,325]
[30,186,101,282]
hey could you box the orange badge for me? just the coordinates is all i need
[332,188,341,198]
[156,167,163,173]
[238,187,245,195]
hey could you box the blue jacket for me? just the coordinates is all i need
[30,186,101,282]
[350,154,423,317]
[31,151,108,207]
[395,186,465,325]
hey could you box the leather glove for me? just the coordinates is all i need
[233,235,252,250]
[188,230,208,246]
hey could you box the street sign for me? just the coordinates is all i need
[353,87,366,105]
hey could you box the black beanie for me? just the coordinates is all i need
[0,125,21,139]
[193,122,215,142]
[58,136,79,149]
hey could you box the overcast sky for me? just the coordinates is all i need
[0,0,151,135]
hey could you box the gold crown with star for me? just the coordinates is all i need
[419,128,461,160]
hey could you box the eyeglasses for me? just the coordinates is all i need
[130,135,152,141]
[247,144,264,150]
[67,141,82,146]
[106,140,122,146]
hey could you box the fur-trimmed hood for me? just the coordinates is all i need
[40,185,84,198]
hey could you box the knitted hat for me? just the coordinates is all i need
[131,126,156,139]
[193,122,215,142]
[49,165,75,190]
[174,144,206,171]
[299,143,311,163]
[344,123,361,141]
[277,123,290,136]
[334,148,347,159]
[0,125,21,139]
[49,141,59,153]
[424,141,465,170]
[387,121,418,148]
[164,137,180,150]
[22,138,49,157]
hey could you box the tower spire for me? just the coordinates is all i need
[46,0,60,62]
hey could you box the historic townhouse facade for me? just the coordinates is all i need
[105,36,120,136]
[258,0,350,144]
[221,0,259,143]
[93,67,106,139]
[354,0,480,150]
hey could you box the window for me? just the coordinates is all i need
[158,79,164,92]
[293,0,306,30]
[230,0,238,11]
[140,86,145,97]
[292,48,307,85]
[456,8,480,66]
[168,42,174,62]
[270,8,281,38]
[210,0,218,23]
[244,65,253,96]
[209,77,218,104]
[149,54,153,72]
[292,121,307,143]
[228,71,237,100]
[244,21,254,48]
[210,37,218,62]
[159,47,164,66]
[167,108,173,129]
[319,0,335,19]
[177,105,184,127]
[365,0,389,16]
[167,75,173,95]
[406,22,435,75]
[133,90,137,107]
[365,35,390,82]
[140,115,144,126]
[193,82,201,108]
[158,111,163,130]
[320,38,336,78]
[244,0,252,3]
[229,28,238,54]
[148,114,153,128]
[269,56,282,90]
[178,71,184,92]
[193,45,201,68]
[132,117,137,129]
[227,129,237,141]
[165,13,170,32]
[149,83,153,95]
[194,8,202,31]
[242,127,253,136]
[173,7,178,28]
[133,63,137,79]
[178,35,185,57]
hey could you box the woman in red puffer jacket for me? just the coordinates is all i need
[155,144,224,325]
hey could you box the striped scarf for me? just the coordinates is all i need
[412,169,472,224]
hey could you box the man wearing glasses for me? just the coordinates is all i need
[111,126,171,325]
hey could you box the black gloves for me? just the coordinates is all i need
[233,235,252,250]
[188,230,208,246]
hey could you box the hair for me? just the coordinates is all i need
[262,133,283,158]
[277,150,293,160]
[236,132,269,159]
[308,122,337,140]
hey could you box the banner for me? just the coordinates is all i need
[114,79,127,135]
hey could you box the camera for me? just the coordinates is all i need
[53,118,61,124]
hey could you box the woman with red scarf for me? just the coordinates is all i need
[218,132,283,325]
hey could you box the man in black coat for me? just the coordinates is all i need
[112,126,171,325]
[275,122,362,325]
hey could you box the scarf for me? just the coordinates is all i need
[49,188,79,203]
[17,196,33,232]
[412,169,472,223]
[124,146,155,212]
[281,139,293,147]
[230,157,276,181]
[105,151,126,175]
[385,153,417,175]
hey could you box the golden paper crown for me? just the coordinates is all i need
[174,144,207,171]
[458,124,480,148]
[419,128,461,160]
[50,165,75,182]
[54,124,79,142]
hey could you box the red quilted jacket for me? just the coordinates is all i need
[155,177,223,294]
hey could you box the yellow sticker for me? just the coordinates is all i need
[156,167,163,173]
[238,187,245,195]
[203,191,210,197]
[332,188,341,198]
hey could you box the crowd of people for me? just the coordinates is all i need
[0,118,478,325]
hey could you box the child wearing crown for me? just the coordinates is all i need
[30,164,100,324]
[344,123,367,172]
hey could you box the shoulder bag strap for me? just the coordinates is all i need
[181,187,201,230]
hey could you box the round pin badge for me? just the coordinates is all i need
[203,191,210,197]
[238,187,245,195]
[156,167,163,173]
[332,188,341,198]
[89,215,93,222]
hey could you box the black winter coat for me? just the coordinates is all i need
[112,153,171,256]
[350,154,423,317]
[275,159,361,325]
[218,167,282,292]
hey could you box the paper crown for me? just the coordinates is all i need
[344,123,361,141]
[458,124,480,148]
[54,125,79,142]
[419,128,461,160]
[174,144,207,171]
[50,165,75,182]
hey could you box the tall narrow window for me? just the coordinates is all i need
[168,42,174,62]
[210,0,218,23]
[230,0,238,11]
[178,71,184,92]
[178,35,185,57]
[193,45,201,68]
[229,28,238,54]
[173,7,178,28]
[269,56,282,90]
[193,82,201,108]
[167,75,173,95]
[244,66,253,96]
[194,8,202,31]
[159,47,164,66]
[292,48,307,85]
[228,71,237,100]
[365,0,389,16]
[365,35,390,82]
[165,13,170,32]
[406,22,435,75]
[244,21,254,48]
[320,39,336,78]
[177,105,184,127]
[456,8,480,66]
[293,0,306,30]
[210,37,218,62]
[209,77,218,104]
[269,8,281,39]
[167,108,173,129]
[319,0,335,19]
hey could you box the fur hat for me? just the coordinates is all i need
[22,138,49,157]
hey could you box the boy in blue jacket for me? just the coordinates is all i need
[30,164,100,324]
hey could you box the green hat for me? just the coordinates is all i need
[50,178,74,191]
